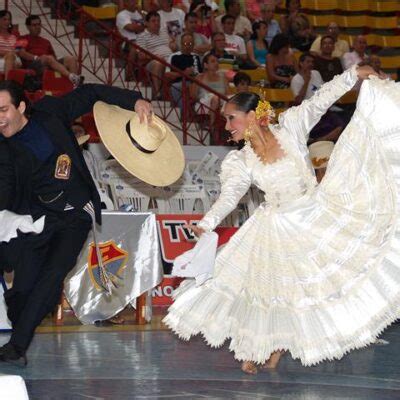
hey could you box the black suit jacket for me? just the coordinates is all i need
[0,83,143,225]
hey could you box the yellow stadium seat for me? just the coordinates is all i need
[301,0,338,11]
[245,68,267,82]
[380,55,400,70]
[82,5,118,19]
[261,88,295,103]
[372,1,400,12]
[338,0,370,12]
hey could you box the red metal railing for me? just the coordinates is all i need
[6,0,229,145]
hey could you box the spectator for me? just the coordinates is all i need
[208,32,235,65]
[233,71,251,92]
[190,53,228,138]
[116,1,145,42]
[261,2,281,46]
[291,53,344,143]
[18,15,82,87]
[0,10,21,79]
[313,35,343,82]
[279,0,301,35]
[342,35,369,70]
[246,21,268,67]
[176,12,211,55]
[136,11,177,98]
[116,1,145,80]
[310,22,350,58]
[246,0,265,22]
[170,33,202,109]
[215,0,252,39]
[221,15,247,61]
[266,33,297,88]
[158,0,185,38]
[189,1,216,39]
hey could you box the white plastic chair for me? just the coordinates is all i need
[157,184,210,214]
[98,188,115,210]
[111,182,152,212]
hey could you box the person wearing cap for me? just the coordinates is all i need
[0,80,153,365]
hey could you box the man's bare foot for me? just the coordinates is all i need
[261,350,284,370]
[241,361,258,375]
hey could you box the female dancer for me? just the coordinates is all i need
[163,64,400,374]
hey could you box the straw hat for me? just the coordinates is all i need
[308,141,334,169]
[77,134,90,146]
[93,101,184,186]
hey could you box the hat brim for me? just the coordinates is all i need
[94,102,185,187]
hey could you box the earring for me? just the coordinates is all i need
[244,122,256,142]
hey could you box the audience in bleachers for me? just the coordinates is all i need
[221,15,247,61]
[246,21,268,68]
[170,32,202,109]
[158,0,185,38]
[136,11,177,98]
[215,0,252,40]
[233,71,251,93]
[176,12,211,55]
[313,35,343,82]
[191,53,228,136]
[0,10,21,79]
[266,33,297,88]
[342,35,369,70]
[310,22,349,58]
[261,2,281,46]
[18,15,82,88]
[189,1,216,39]
[208,31,235,64]
[291,52,344,144]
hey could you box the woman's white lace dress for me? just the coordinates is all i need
[163,66,400,366]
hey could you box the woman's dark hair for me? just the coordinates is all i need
[189,0,206,13]
[202,52,217,67]
[228,92,260,113]
[285,0,301,12]
[269,33,290,55]
[0,80,31,115]
[233,72,251,87]
[250,21,269,50]
[0,10,12,33]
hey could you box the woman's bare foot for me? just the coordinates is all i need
[241,361,258,375]
[261,350,284,370]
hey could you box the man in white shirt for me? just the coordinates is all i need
[291,53,343,143]
[157,0,185,38]
[216,0,252,39]
[310,22,350,58]
[116,0,145,42]
[136,11,177,98]
[221,15,247,60]
[342,35,369,70]
[116,0,145,80]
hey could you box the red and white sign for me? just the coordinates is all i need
[153,215,238,305]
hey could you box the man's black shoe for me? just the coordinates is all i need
[0,343,27,367]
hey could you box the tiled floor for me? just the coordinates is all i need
[0,311,399,399]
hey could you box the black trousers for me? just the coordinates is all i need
[4,208,91,351]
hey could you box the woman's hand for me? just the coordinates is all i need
[356,65,385,80]
[184,224,205,238]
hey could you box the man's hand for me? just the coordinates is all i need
[134,99,153,124]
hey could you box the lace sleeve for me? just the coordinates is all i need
[198,150,251,232]
[278,65,359,144]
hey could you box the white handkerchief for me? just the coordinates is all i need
[0,210,45,243]
[172,232,218,286]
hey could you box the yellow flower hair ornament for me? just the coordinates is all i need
[255,100,275,127]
